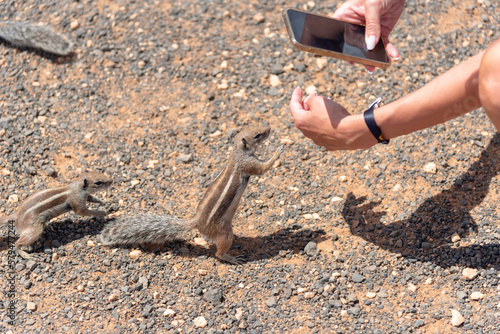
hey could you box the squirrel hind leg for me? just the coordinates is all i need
[14,224,44,259]
[214,232,245,265]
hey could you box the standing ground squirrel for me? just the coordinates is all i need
[1,172,112,258]
[99,126,284,264]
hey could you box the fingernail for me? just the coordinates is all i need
[366,68,374,75]
[366,35,376,51]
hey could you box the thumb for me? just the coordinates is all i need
[364,1,382,51]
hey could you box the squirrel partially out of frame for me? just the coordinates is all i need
[1,172,112,258]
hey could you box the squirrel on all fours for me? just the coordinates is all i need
[99,126,284,264]
[1,172,112,259]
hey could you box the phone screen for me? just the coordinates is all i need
[284,8,389,65]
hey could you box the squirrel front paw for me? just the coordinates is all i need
[276,145,285,156]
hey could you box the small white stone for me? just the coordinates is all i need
[330,272,341,279]
[253,13,265,23]
[297,287,309,294]
[340,310,348,317]
[305,85,317,95]
[87,240,95,247]
[423,162,437,174]
[407,283,418,292]
[129,249,143,259]
[108,293,118,302]
[269,74,282,87]
[209,130,223,138]
[163,308,176,317]
[331,196,343,202]
[470,291,484,300]
[198,269,208,276]
[147,160,159,169]
[26,302,37,311]
[219,60,228,69]
[451,309,465,327]
[424,278,434,285]
[77,285,85,292]
[84,132,93,140]
[235,308,244,321]
[217,80,229,90]
[8,194,19,203]
[130,180,140,187]
[451,233,461,243]
[366,292,377,299]
[280,138,294,145]
[316,58,328,70]
[193,316,208,328]
[194,237,208,246]
[462,268,478,280]
[338,176,347,182]
[324,284,334,293]
[70,20,80,30]
[304,292,315,299]
[392,184,401,192]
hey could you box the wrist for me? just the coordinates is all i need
[338,114,379,149]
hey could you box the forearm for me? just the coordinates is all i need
[374,51,483,139]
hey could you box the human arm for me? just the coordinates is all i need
[290,49,485,151]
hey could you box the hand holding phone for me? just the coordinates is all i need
[283,8,391,69]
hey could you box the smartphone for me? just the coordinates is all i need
[283,8,391,69]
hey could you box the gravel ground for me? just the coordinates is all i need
[1,0,500,333]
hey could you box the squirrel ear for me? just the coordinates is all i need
[242,138,247,149]
[82,178,88,190]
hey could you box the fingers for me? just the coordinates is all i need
[289,86,305,116]
[303,91,317,111]
[384,39,400,60]
[364,0,382,50]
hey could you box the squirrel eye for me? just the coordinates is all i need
[254,134,262,139]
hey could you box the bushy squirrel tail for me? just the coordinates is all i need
[99,215,196,246]
[0,22,73,55]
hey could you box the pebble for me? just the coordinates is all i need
[423,162,437,174]
[451,309,465,327]
[352,273,364,283]
[470,292,484,300]
[407,283,418,292]
[304,241,318,255]
[265,297,276,307]
[194,237,208,247]
[253,13,265,23]
[129,250,143,259]
[26,302,37,311]
[269,75,282,87]
[366,292,377,299]
[8,194,19,203]
[108,293,119,302]
[163,309,176,317]
[462,268,478,280]
[70,20,80,30]
[451,233,461,242]
[193,316,208,328]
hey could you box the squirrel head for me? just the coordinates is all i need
[235,126,271,153]
[79,172,113,193]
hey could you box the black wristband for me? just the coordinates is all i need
[363,97,389,144]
